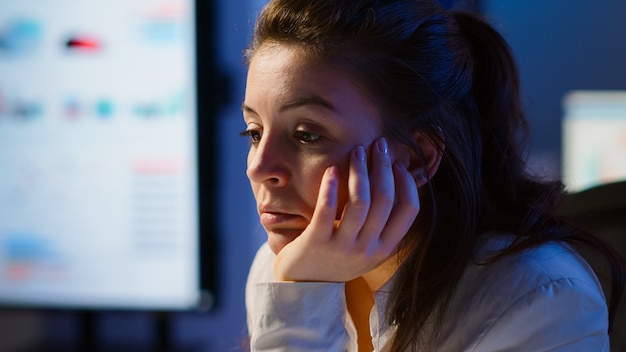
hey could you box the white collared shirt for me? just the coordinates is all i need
[246,235,609,351]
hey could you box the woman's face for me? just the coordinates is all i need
[243,44,402,254]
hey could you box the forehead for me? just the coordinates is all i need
[245,44,381,124]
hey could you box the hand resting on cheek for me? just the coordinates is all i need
[273,137,420,282]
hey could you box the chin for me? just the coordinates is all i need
[266,229,302,255]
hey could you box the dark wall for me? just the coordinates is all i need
[480,0,626,177]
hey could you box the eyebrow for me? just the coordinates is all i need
[241,94,336,115]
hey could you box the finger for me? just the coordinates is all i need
[336,145,370,241]
[307,165,341,242]
[358,137,395,242]
[379,161,420,251]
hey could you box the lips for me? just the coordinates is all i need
[259,212,300,226]
[258,205,308,228]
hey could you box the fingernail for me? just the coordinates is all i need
[354,146,365,161]
[378,138,388,154]
[328,164,339,177]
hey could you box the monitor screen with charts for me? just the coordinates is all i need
[0,0,215,310]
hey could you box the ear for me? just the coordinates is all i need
[398,131,444,188]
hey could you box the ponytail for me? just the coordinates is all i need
[454,11,563,233]
[455,11,625,333]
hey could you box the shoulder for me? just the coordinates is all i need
[247,242,276,286]
[245,242,274,319]
[245,243,275,334]
[471,235,605,307]
[437,235,609,351]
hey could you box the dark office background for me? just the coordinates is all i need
[1,0,625,351]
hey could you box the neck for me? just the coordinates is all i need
[362,250,403,291]
[344,253,403,351]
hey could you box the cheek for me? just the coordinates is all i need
[299,155,349,213]
[299,164,324,202]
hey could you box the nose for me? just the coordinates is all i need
[246,133,290,187]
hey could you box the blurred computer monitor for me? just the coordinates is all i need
[562,90,626,193]
[0,0,215,310]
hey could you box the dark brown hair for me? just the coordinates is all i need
[245,0,625,350]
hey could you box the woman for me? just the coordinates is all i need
[242,0,624,350]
